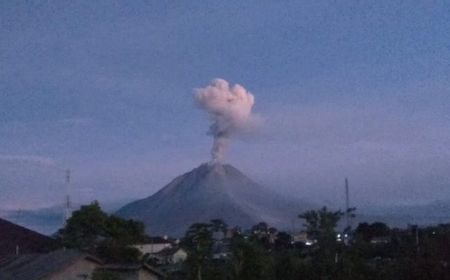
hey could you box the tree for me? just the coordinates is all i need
[229,236,273,280]
[299,207,343,243]
[92,270,120,280]
[105,215,146,245]
[274,231,292,251]
[58,201,109,249]
[251,222,268,234]
[182,223,214,280]
[57,201,145,262]
[272,250,310,280]
[355,222,390,242]
[210,219,228,234]
[299,207,345,279]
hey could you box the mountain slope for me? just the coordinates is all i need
[116,163,312,236]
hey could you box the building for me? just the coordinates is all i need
[0,249,102,280]
[0,249,166,280]
[133,236,175,255]
[291,231,315,246]
[150,247,187,265]
[370,236,391,244]
[0,217,60,257]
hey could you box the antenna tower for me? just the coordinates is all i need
[345,177,350,229]
[63,169,71,225]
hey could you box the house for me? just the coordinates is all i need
[212,239,232,260]
[0,249,166,280]
[0,249,102,280]
[0,217,60,257]
[100,263,166,280]
[291,231,315,246]
[150,247,187,265]
[370,236,391,244]
[133,236,175,255]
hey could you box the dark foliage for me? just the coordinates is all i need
[173,207,450,280]
[57,201,145,263]
[92,270,121,280]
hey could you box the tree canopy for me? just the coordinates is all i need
[57,201,145,262]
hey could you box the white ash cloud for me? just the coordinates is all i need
[194,78,255,162]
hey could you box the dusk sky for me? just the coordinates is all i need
[1,1,449,210]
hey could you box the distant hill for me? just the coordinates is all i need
[116,163,314,236]
[0,199,134,235]
[0,206,64,235]
[357,200,450,228]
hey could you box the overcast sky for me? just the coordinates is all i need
[1,1,449,209]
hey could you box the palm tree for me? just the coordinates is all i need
[183,223,213,280]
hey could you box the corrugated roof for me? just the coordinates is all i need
[0,249,102,280]
[102,263,166,278]
[154,246,183,257]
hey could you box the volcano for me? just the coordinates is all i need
[116,163,312,236]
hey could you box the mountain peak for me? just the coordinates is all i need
[117,163,311,236]
[195,162,242,177]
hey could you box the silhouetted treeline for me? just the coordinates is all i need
[57,203,450,280]
[173,207,450,280]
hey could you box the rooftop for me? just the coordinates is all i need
[0,217,60,257]
[0,249,101,280]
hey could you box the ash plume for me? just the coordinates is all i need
[194,79,255,163]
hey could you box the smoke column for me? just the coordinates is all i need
[194,79,255,163]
